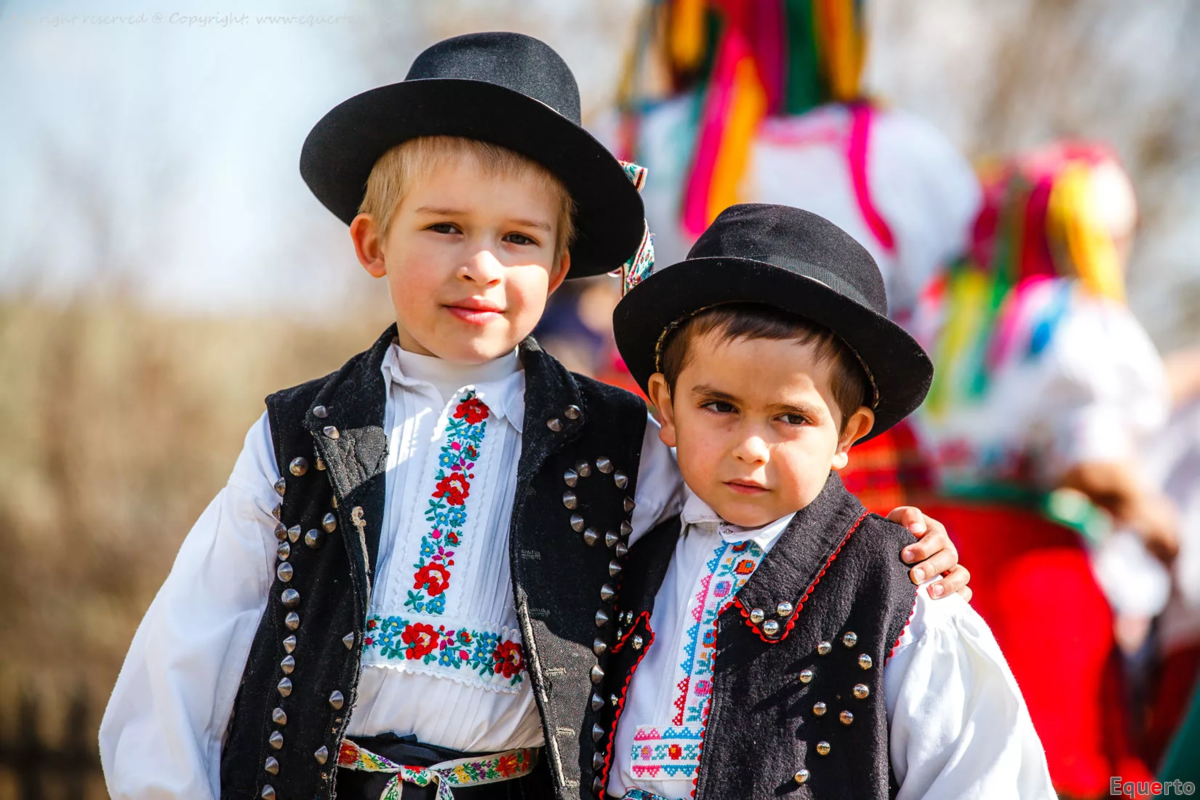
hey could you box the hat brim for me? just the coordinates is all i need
[612,257,933,441]
[300,78,645,278]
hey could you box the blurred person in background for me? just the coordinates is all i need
[1142,345,1200,773]
[912,141,1177,798]
[597,0,980,514]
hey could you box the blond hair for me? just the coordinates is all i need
[359,136,576,261]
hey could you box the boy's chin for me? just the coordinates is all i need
[424,335,526,365]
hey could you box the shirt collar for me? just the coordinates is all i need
[680,487,795,552]
[380,343,526,433]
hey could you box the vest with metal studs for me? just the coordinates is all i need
[593,474,919,800]
[218,326,652,800]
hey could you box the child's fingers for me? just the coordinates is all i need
[885,505,928,535]
[904,537,959,584]
[928,565,972,599]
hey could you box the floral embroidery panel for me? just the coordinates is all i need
[629,539,766,782]
[405,391,490,616]
[362,614,526,690]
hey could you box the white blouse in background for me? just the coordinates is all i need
[99,343,686,800]
[607,491,1056,800]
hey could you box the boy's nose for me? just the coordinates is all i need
[731,432,770,465]
[460,247,505,285]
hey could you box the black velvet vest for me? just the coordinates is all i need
[219,327,651,800]
[595,474,919,800]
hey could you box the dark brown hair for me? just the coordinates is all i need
[659,303,870,429]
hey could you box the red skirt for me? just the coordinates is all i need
[920,502,1153,799]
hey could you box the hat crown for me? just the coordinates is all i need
[687,203,889,316]
[406,31,582,124]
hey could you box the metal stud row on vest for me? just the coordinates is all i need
[260,407,355,799]
[790,629,876,785]
[561,454,637,798]
[547,403,583,433]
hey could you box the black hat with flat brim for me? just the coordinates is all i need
[300,31,644,278]
[613,204,933,440]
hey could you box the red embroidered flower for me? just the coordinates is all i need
[497,753,519,777]
[366,618,377,630]
[734,559,757,575]
[401,623,439,660]
[668,744,682,760]
[493,641,525,678]
[434,472,471,506]
[454,397,490,425]
[414,563,452,596]
[338,741,359,766]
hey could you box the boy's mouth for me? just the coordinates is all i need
[445,298,505,324]
[725,479,768,495]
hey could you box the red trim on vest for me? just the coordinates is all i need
[888,585,920,663]
[847,104,897,255]
[733,511,870,644]
[599,611,655,791]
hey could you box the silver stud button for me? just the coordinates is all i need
[608,560,622,577]
[600,584,615,602]
[281,588,300,609]
[285,612,300,630]
[314,746,329,765]
[591,723,604,742]
[274,477,287,496]
[749,608,766,624]
[843,631,858,648]
[813,701,827,716]
[563,492,578,510]
[596,457,613,473]
[547,418,563,432]
[859,653,873,670]
[853,683,870,699]
[277,542,290,561]
[269,731,284,749]
[289,457,308,477]
[794,769,810,785]
[590,692,604,712]
[277,678,292,698]
[287,525,301,544]
[282,634,296,654]
[583,528,599,546]
[276,563,294,583]
[321,513,337,533]
[605,531,619,548]
[776,601,794,617]
[620,520,633,537]
[816,741,831,756]
[762,619,780,637]
[595,609,609,627]
[280,655,294,675]
[274,523,287,541]
[615,542,629,559]
[329,690,345,710]
[272,707,287,726]
[563,469,579,487]
[593,638,607,656]
[342,632,355,650]
[818,641,832,655]
[322,425,339,439]
[312,405,328,418]
[261,786,276,799]
[264,757,279,775]
[576,461,592,477]
[613,471,628,489]
[305,529,324,549]
[632,635,644,650]
[590,665,605,684]
[571,514,586,532]
[840,710,854,725]
[799,669,814,684]
[623,497,636,513]
[564,404,582,420]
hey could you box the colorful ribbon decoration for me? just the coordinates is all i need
[337,739,538,800]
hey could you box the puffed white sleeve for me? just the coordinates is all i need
[884,584,1057,800]
[99,411,280,799]
[629,412,685,545]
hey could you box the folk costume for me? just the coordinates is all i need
[603,0,980,513]
[912,142,1166,798]
[600,205,1054,799]
[100,32,685,800]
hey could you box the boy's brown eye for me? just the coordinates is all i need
[428,223,460,234]
[505,232,537,246]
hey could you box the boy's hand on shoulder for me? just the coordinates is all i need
[886,506,973,603]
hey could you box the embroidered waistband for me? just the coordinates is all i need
[337,739,537,800]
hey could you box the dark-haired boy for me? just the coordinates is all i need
[595,204,1053,799]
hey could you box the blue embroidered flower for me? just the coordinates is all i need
[438,451,461,469]
[444,507,467,528]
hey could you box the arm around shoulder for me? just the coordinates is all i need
[100,411,281,799]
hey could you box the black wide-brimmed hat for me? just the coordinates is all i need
[300,31,644,278]
[613,204,934,440]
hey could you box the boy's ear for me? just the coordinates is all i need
[350,213,387,278]
[547,251,571,296]
[646,373,677,448]
[831,407,876,471]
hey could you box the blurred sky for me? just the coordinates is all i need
[2,0,1197,345]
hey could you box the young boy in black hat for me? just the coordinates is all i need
[598,204,1054,800]
[99,34,968,800]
